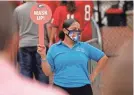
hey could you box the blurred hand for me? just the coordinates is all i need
[37,44,46,58]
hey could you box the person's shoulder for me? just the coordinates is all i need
[0,59,18,82]
[51,41,61,47]
[55,5,66,11]
[48,41,62,52]
[17,73,68,95]
[79,41,94,49]
[14,3,27,12]
[53,41,62,47]
[79,41,90,46]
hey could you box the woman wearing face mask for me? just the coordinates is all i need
[37,19,108,95]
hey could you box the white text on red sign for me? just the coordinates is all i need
[34,10,48,20]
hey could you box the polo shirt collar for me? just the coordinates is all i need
[56,41,62,45]
[56,41,80,48]
[56,41,80,45]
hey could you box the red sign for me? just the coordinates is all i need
[30,3,52,46]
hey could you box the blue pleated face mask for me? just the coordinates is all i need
[66,29,81,42]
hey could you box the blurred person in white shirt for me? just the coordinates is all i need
[0,2,67,95]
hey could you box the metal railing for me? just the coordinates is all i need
[86,17,103,95]
[86,17,102,74]
[86,17,102,49]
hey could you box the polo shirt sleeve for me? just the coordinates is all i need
[46,50,55,72]
[84,42,105,62]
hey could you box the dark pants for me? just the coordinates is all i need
[54,84,93,95]
[18,46,49,84]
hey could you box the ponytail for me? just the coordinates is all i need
[59,31,65,41]
[60,1,67,6]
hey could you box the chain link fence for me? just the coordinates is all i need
[90,1,133,95]
[90,0,133,75]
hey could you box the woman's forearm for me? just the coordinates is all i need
[41,55,53,76]
[91,55,108,78]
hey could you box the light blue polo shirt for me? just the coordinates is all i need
[46,41,105,88]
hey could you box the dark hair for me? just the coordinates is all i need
[63,19,76,29]
[59,31,65,41]
[67,1,76,14]
[60,1,76,14]
[0,2,15,51]
[60,1,67,6]
[59,19,77,40]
